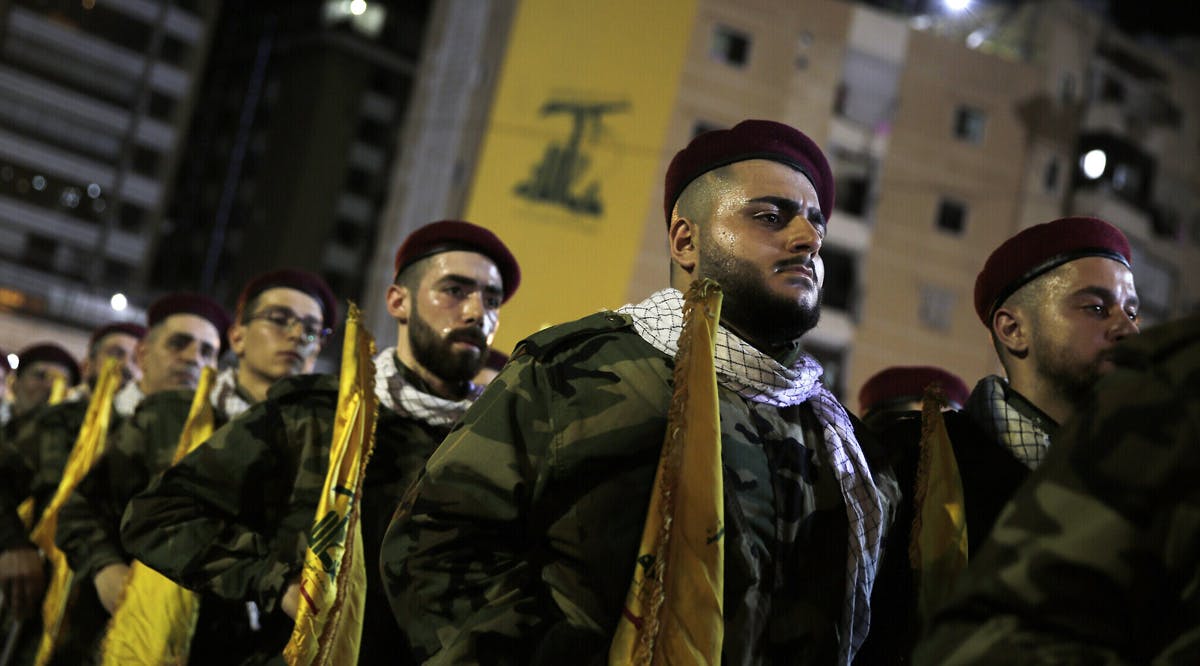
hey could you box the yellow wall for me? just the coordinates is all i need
[463,0,699,353]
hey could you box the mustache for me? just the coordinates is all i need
[774,257,816,272]
[446,327,488,349]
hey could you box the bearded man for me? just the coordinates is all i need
[120,221,519,665]
[381,120,899,665]
[859,216,1141,664]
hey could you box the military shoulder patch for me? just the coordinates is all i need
[516,311,633,361]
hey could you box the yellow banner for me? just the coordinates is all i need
[610,279,724,664]
[284,302,378,665]
[99,366,216,665]
[30,357,122,666]
[463,0,698,352]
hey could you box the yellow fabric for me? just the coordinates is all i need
[98,366,217,665]
[17,376,70,529]
[30,358,122,666]
[610,278,724,665]
[908,384,969,631]
[284,302,377,665]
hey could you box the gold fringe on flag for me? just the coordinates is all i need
[98,366,217,665]
[30,357,122,666]
[284,302,377,665]
[609,278,725,665]
[908,382,969,633]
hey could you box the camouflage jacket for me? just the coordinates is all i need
[913,313,1200,664]
[382,312,898,666]
[119,372,452,665]
[0,400,90,550]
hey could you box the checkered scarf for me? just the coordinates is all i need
[964,375,1052,469]
[113,380,144,418]
[618,288,883,665]
[373,347,482,427]
[209,367,252,420]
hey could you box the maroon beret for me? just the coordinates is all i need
[237,269,339,332]
[663,119,834,225]
[393,220,521,303]
[974,216,1132,326]
[858,365,970,415]
[88,322,147,351]
[16,343,81,385]
[147,292,232,341]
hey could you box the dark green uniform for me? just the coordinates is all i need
[914,313,1200,664]
[0,399,130,665]
[119,373,451,665]
[382,312,897,665]
[53,385,272,664]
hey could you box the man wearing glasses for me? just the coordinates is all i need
[120,221,519,665]
[52,274,333,663]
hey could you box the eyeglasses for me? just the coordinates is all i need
[245,306,331,345]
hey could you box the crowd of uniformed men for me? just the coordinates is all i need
[0,118,1196,665]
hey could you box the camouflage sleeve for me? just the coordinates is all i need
[0,437,34,550]
[56,393,188,583]
[914,329,1200,664]
[119,400,309,615]
[382,350,571,665]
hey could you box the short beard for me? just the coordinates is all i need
[408,304,488,384]
[1033,339,1106,409]
[698,242,821,348]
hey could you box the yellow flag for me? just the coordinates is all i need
[30,357,122,666]
[17,374,70,529]
[610,278,724,665]
[284,302,377,665]
[98,366,217,665]
[908,383,969,631]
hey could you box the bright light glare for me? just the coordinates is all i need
[944,0,971,11]
[349,0,367,15]
[110,293,128,311]
[1081,149,1107,179]
[7,353,17,369]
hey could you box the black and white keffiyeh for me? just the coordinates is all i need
[209,367,252,420]
[964,375,1052,469]
[373,347,482,427]
[113,380,144,418]
[618,288,883,665]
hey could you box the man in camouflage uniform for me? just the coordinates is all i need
[859,216,1143,664]
[63,322,147,404]
[913,311,1200,664]
[0,295,226,665]
[54,271,334,663]
[0,343,81,445]
[381,120,897,665]
[120,221,520,665]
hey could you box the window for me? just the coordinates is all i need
[1043,157,1060,193]
[820,246,857,314]
[918,284,956,333]
[953,106,986,143]
[711,25,751,68]
[935,198,967,235]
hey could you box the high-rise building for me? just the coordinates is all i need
[0,0,219,353]
[154,0,433,328]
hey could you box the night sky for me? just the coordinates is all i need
[1107,1,1200,39]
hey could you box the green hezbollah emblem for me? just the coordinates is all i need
[514,99,629,216]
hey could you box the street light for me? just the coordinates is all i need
[111,293,128,312]
[1081,149,1107,179]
